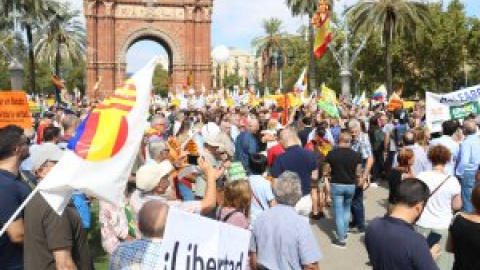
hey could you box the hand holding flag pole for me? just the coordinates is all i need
[0,58,159,238]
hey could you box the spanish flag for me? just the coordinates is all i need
[51,73,65,104]
[312,0,332,58]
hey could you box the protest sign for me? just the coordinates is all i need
[426,85,480,132]
[160,208,251,270]
[0,91,32,129]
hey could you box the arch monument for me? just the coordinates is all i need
[83,0,213,97]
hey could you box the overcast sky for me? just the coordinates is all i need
[61,0,480,72]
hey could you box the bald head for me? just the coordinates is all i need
[280,128,300,148]
[463,119,478,135]
[338,131,352,145]
[138,200,169,239]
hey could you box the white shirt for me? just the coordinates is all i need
[416,171,461,229]
[430,135,460,176]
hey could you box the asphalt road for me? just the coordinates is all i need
[310,184,389,270]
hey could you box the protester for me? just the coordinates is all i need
[234,118,260,174]
[0,125,31,270]
[130,157,222,222]
[415,145,462,270]
[447,184,480,270]
[298,117,314,146]
[248,154,276,226]
[249,171,322,270]
[270,128,318,216]
[365,178,440,270]
[148,115,168,142]
[386,148,415,206]
[324,131,363,247]
[305,125,332,219]
[393,130,431,176]
[348,119,373,233]
[24,146,93,270]
[430,120,460,176]
[456,119,480,212]
[212,179,251,229]
[109,200,168,269]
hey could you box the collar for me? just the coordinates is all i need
[384,215,413,230]
[285,145,301,151]
[0,169,18,179]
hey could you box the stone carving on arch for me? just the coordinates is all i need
[117,26,184,66]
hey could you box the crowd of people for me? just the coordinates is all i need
[1,95,480,270]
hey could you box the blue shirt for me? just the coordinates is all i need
[393,144,431,176]
[109,239,163,270]
[270,145,317,195]
[365,215,438,270]
[250,205,322,270]
[234,131,259,174]
[248,174,275,227]
[430,135,459,176]
[456,134,480,176]
[0,169,29,270]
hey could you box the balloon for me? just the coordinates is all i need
[212,45,230,63]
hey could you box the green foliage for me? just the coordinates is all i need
[347,0,431,96]
[152,65,169,97]
[223,74,242,90]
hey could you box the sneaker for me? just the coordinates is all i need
[331,240,346,249]
[309,212,325,220]
[348,227,366,234]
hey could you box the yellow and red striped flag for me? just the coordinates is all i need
[312,0,332,58]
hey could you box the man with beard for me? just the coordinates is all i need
[365,178,440,270]
[0,125,32,270]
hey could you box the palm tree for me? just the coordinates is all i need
[1,0,59,94]
[35,6,86,77]
[252,18,294,89]
[347,0,430,96]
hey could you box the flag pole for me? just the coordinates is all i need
[0,185,40,237]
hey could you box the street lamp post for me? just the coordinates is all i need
[9,6,24,91]
[328,19,368,99]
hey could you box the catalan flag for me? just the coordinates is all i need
[38,58,158,214]
[312,0,332,58]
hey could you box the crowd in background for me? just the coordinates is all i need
[1,95,480,270]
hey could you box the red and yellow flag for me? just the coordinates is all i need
[312,0,332,58]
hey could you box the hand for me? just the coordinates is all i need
[430,244,441,260]
[198,156,224,180]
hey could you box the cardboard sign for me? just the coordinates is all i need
[160,208,251,270]
[0,92,33,129]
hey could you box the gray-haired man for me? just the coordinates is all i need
[249,171,322,270]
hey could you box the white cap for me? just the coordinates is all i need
[136,160,174,192]
[30,143,64,171]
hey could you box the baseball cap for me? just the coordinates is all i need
[203,134,224,149]
[136,160,174,192]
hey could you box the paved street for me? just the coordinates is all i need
[311,184,389,270]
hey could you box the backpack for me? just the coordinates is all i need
[393,124,408,147]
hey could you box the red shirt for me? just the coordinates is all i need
[267,143,285,167]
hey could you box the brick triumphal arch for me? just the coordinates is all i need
[83,0,213,97]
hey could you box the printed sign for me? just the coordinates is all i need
[0,92,33,129]
[426,85,480,132]
[160,208,251,270]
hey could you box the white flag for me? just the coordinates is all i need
[38,58,158,214]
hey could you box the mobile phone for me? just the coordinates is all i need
[426,232,442,248]
[187,155,198,165]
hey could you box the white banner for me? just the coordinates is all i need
[160,208,251,270]
[426,85,480,133]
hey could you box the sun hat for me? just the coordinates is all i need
[136,160,174,192]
